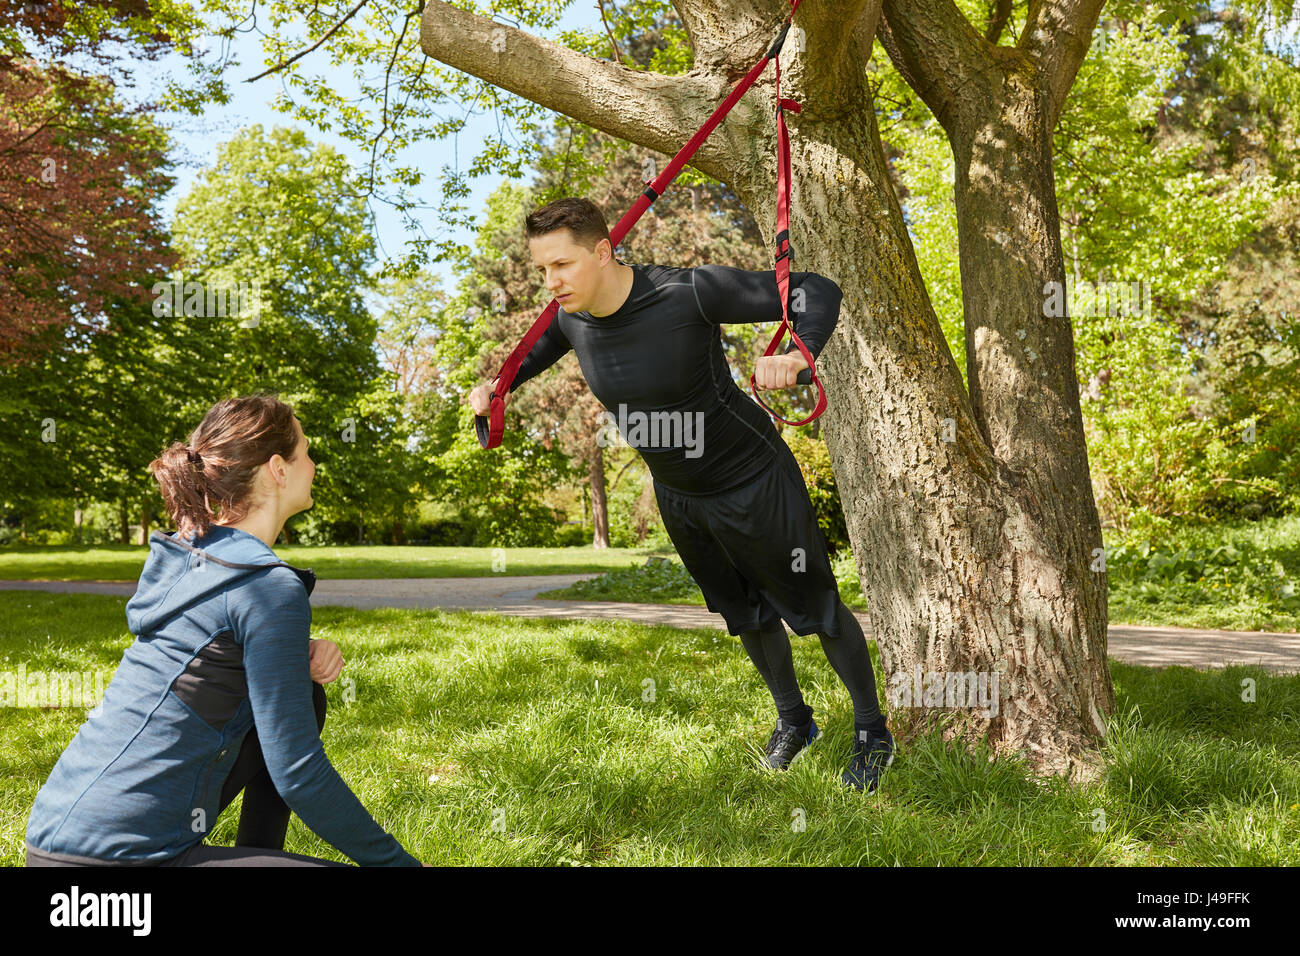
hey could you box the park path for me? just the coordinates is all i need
[4,574,1299,674]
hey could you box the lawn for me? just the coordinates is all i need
[3,591,1297,866]
[0,542,675,582]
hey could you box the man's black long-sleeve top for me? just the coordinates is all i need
[509,261,842,496]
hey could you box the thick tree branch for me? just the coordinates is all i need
[1020,0,1105,125]
[878,0,994,133]
[666,0,798,72]
[419,0,764,184]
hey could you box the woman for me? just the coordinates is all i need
[26,394,424,867]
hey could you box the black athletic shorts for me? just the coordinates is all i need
[653,437,845,638]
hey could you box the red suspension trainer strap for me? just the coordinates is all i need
[746,49,827,426]
[475,0,823,449]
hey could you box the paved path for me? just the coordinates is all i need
[4,574,1299,674]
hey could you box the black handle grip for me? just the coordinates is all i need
[473,389,497,448]
[796,367,812,385]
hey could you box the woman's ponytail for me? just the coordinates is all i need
[149,442,215,542]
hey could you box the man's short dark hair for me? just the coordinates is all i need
[524,197,612,252]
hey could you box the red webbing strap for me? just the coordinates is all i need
[746,51,827,426]
[477,0,810,448]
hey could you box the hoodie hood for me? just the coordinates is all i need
[126,525,316,637]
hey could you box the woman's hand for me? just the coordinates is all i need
[308,639,343,684]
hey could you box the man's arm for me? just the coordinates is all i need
[692,264,843,361]
[508,316,574,391]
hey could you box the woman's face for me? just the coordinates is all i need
[278,417,315,516]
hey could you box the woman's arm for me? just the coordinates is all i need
[228,570,421,866]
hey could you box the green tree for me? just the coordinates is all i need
[170,124,415,543]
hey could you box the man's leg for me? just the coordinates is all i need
[218,680,328,849]
[816,600,888,737]
[738,613,813,728]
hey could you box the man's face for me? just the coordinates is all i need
[528,229,611,313]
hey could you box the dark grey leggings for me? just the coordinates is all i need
[27,681,349,868]
[739,599,885,730]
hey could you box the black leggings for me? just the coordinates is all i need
[215,679,329,850]
[27,681,348,868]
[739,599,886,731]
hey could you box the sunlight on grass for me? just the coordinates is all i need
[3,592,1297,866]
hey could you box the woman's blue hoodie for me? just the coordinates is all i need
[25,524,420,866]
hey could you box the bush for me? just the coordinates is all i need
[406,518,476,546]
[832,549,867,606]
[469,502,565,548]
[782,430,849,554]
[1105,539,1300,612]
[555,523,589,547]
[558,556,703,601]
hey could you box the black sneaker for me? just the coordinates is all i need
[761,717,820,770]
[842,727,895,792]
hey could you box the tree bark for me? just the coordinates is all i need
[589,438,610,549]
[421,0,1114,780]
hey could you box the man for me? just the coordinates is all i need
[468,197,893,791]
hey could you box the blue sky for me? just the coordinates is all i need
[133,6,607,293]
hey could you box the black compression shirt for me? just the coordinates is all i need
[509,261,843,495]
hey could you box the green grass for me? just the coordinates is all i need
[0,543,675,582]
[3,591,1297,866]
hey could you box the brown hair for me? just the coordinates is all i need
[149,394,301,541]
[524,197,612,252]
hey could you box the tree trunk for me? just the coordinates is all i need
[634,472,655,544]
[940,65,1112,777]
[589,438,610,549]
[138,501,152,546]
[874,0,1113,780]
[119,499,128,545]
